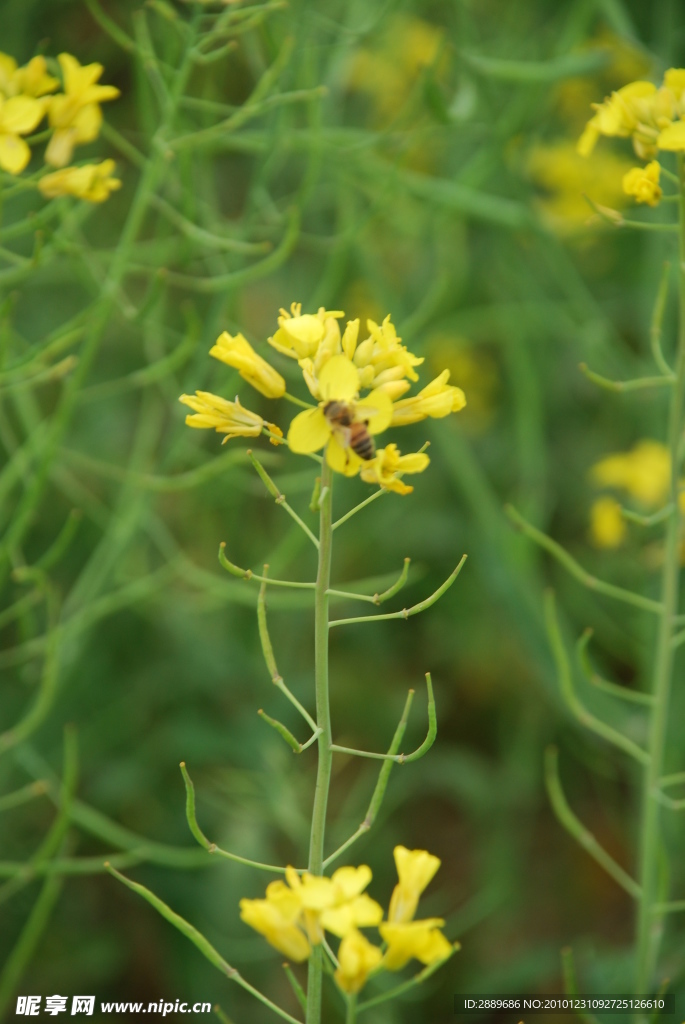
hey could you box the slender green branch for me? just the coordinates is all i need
[621,504,673,527]
[652,900,685,913]
[0,781,47,814]
[332,489,387,530]
[323,689,415,869]
[660,771,685,788]
[546,593,649,763]
[247,450,319,549]
[218,544,315,589]
[506,505,663,614]
[576,629,654,706]
[329,556,466,627]
[651,261,673,376]
[561,947,602,1024]
[105,866,303,1024]
[257,572,317,732]
[330,675,436,764]
[258,709,310,753]
[579,362,674,391]
[373,558,411,604]
[545,747,641,899]
[357,950,458,1013]
[282,964,307,1014]
[179,763,287,874]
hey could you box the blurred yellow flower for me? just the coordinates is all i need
[528,142,632,230]
[623,160,662,206]
[589,496,627,549]
[179,391,271,442]
[380,918,453,971]
[335,929,383,994]
[45,54,120,168]
[388,846,441,924]
[39,159,121,203]
[210,331,285,399]
[345,315,424,389]
[591,441,671,507]
[347,15,445,122]
[239,894,311,962]
[0,93,44,174]
[0,53,59,98]
[359,443,429,495]
[390,370,466,426]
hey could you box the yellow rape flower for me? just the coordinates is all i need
[591,441,671,507]
[335,929,383,995]
[379,918,453,971]
[359,443,429,495]
[0,94,44,174]
[269,302,344,361]
[45,54,120,168]
[38,159,121,203]
[287,354,392,477]
[578,68,685,159]
[286,864,382,942]
[343,315,424,390]
[0,53,59,98]
[209,331,285,399]
[239,895,311,962]
[589,496,627,549]
[390,370,466,427]
[388,846,441,924]
[623,160,662,206]
[179,391,275,442]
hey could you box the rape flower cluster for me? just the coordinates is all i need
[180,303,466,496]
[239,847,455,995]
[588,440,683,548]
[577,68,685,211]
[0,50,120,203]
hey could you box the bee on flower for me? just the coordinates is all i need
[180,302,466,497]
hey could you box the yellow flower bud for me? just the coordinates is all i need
[390,370,466,426]
[622,161,662,206]
[209,331,285,399]
[179,391,269,441]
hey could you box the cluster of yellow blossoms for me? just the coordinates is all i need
[240,847,454,994]
[181,304,466,495]
[0,51,120,203]
[589,440,676,548]
[578,68,685,209]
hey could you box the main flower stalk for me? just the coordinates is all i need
[635,152,685,991]
[306,459,334,1023]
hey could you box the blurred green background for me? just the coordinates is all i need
[1,0,684,1021]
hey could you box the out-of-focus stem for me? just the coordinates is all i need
[635,153,685,992]
[305,459,333,1024]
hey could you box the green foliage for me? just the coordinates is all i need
[1,0,685,1020]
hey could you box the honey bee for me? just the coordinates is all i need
[323,400,375,461]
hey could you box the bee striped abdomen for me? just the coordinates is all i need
[349,423,375,460]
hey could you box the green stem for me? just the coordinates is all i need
[635,152,685,992]
[306,460,333,1024]
[346,995,357,1024]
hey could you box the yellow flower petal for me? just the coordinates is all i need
[380,918,451,971]
[318,354,359,402]
[326,433,362,476]
[0,132,30,174]
[657,120,685,150]
[239,898,311,962]
[0,94,44,134]
[335,930,383,995]
[287,407,330,453]
[357,387,393,435]
[388,846,441,923]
